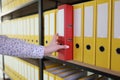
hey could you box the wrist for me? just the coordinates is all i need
[44,46,49,56]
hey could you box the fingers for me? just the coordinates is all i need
[58,45,69,50]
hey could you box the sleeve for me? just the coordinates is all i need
[0,35,44,58]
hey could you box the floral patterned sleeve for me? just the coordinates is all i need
[0,35,44,58]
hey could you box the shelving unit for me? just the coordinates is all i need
[0,0,120,80]
[0,0,38,17]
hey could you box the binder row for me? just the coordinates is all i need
[44,0,120,72]
[0,14,39,45]
[43,61,109,80]
[4,56,39,80]
[1,0,33,13]
[0,14,40,79]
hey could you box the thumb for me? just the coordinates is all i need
[52,34,58,42]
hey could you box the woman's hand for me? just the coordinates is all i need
[44,34,69,56]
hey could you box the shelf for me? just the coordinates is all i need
[50,0,91,4]
[0,0,38,17]
[42,0,91,11]
[0,0,92,19]
[19,58,40,67]
[45,56,120,79]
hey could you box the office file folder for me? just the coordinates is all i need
[34,14,39,45]
[83,1,96,65]
[44,10,57,56]
[96,0,112,68]
[111,0,120,72]
[57,4,73,60]
[35,66,39,80]
[29,15,35,44]
[73,3,84,62]
[23,17,27,41]
[49,10,56,42]
[19,18,24,40]
[26,16,31,43]
[49,9,57,56]
[20,17,24,40]
[44,11,50,46]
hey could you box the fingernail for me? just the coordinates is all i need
[66,45,69,48]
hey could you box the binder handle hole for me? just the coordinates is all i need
[60,43,62,45]
[32,40,33,42]
[86,45,91,50]
[76,44,79,48]
[99,46,105,52]
[36,40,38,42]
[116,48,120,54]
[46,41,48,44]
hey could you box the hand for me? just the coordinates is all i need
[44,34,69,56]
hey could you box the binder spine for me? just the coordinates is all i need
[58,4,73,60]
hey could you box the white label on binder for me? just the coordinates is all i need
[27,18,30,36]
[31,18,35,35]
[49,76,54,80]
[114,1,120,38]
[23,19,26,36]
[20,19,22,36]
[84,6,94,37]
[57,9,64,36]
[35,16,39,36]
[44,73,48,80]
[21,62,24,76]
[35,67,39,80]
[97,3,108,38]
[45,15,49,35]
[24,64,28,79]
[50,13,55,35]
[31,67,35,80]
[74,8,81,37]
[28,65,31,80]
[15,20,17,35]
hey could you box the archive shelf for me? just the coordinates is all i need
[1,0,120,80]
[0,0,38,17]
[19,58,40,67]
[45,56,120,79]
